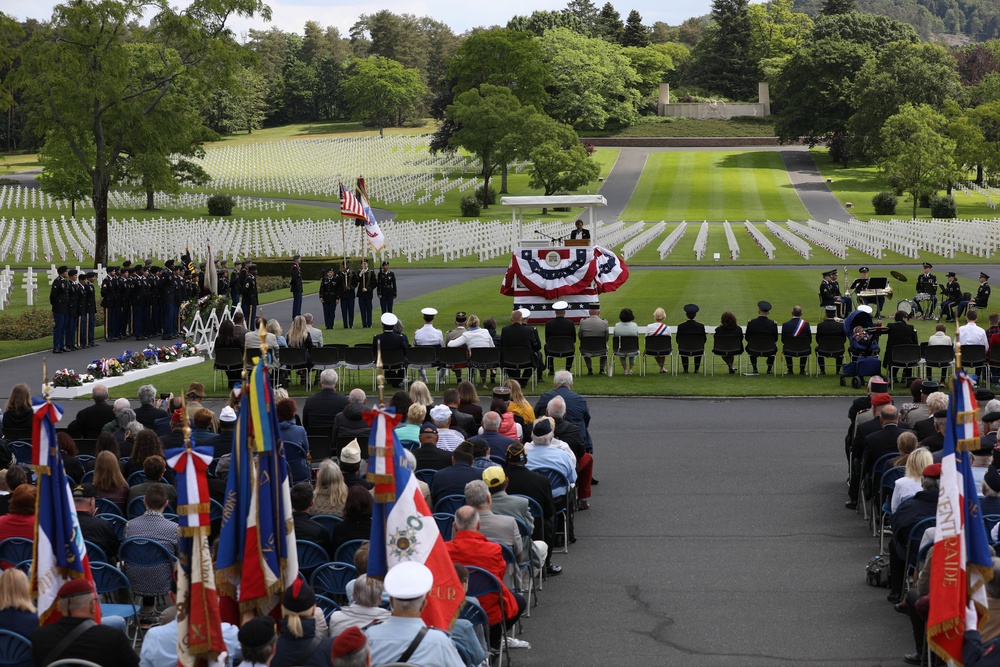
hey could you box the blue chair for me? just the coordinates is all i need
[311,514,344,542]
[334,539,367,565]
[414,469,437,486]
[399,439,420,452]
[119,538,176,600]
[210,499,225,523]
[127,496,176,519]
[127,471,146,487]
[310,562,358,604]
[283,440,311,485]
[80,470,95,484]
[984,514,1000,545]
[876,466,906,549]
[84,540,108,563]
[532,467,574,553]
[513,516,539,604]
[433,512,454,542]
[315,593,342,620]
[433,494,467,516]
[7,442,31,467]
[862,452,899,525]
[48,661,105,667]
[76,455,95,466]
[465,566,509,666]
[493,540,531,626]
[0,628,31,666]
[296,540,329,581]
[489,455,506,467]
[0,538,33,570]
[98,513,127,541]
[903,516,937,592]
[14,561,31,576]
[89,562,141,647]
[94,497,122,517]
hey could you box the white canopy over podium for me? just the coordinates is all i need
[500,195,607,245]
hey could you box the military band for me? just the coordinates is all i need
[914,262,937,319]
[957,272,990,320]
[940,272,963,322]
[819,269,851,318]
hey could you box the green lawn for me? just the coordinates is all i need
[581,116,776,138]
[0,152,40,175]
[100,268,954,401]
[620,151,810,222]
[207,119,436,146]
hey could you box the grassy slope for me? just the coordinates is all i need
[580,117,776,138]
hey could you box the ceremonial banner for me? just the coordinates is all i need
[928,369,993,664]
[340,182,366,220]
[502,246,629,300]
[166,444,226,667]
[206,242,218,296]
[30,398,99,624]
[366,405,461,629]
[592,245,630,293]
[355,177,386,252]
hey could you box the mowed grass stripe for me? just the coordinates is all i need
[739,152,766,220]
[705,152,727,221]
[668,153,694,219]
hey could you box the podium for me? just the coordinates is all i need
[564,239,591,247]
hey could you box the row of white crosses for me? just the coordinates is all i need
[764,221,810,259]
[811,219,884,258]
[0,185,288,215]
[959,181,997,208]
[785,220,847,258]
[743,221,775,260]
[658,222,688,259]
[622,222,666,260]
[0,265,14,309]
[596,222,644,250]
[723,221,740,260]
[694,222,709,260]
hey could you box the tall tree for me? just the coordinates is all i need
[511,114,599,200]
[22,0,270,266]
[0,13,22,116]
[565,0,599,35]
[820,0,855,15]
[593,3,624,43]
[507,10,586,37]
[878,103,959,219]
[811,12,919,53]
[748,0,813,62]
[343,56,426,136]
[690,0,760,100]
[622,10,650,47]
[37,133,92,218]
[447,29,549,107]
[447,85,527,204]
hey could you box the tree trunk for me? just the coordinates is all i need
[71,199,76,218]
[978,164,984,185]
[501,163,509,194]
[912,194,918,220]
[146,186,155,210]
[482,172,492,209]
[93,175,110,267]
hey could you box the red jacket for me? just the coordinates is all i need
[446,530,516,626]
[0,513,35,567]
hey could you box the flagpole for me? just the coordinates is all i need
[376,340,385,409]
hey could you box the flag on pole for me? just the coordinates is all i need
[30,398,99,624]
[365,405,461,629]
[927,369,994,664]
[355,176,386,252]
[216,355,297,617]
[206,241,218,296]
[166,444,227,667]
[340,182,366,220]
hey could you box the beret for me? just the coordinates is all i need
[58,578,95,598]
[331,626,367,658]
[238,616,276,649]
[922,463,942,479]
[282,579,315,613]
[532,419,553,437]
[871,393,892,407]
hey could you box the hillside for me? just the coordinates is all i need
[794,0,1000,41]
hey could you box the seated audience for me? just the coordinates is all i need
[310,459,349,517]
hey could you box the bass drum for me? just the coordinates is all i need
[896,299,917,316]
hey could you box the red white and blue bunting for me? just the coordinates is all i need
[501,246,629,299]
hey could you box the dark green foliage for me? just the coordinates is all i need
[919,192,932,208]
[622,10,650,47]
[810,11,920,50]
[820,0,855,15]
[930,194,957,218]
[690,0,760,101]
[476,185,497,206]
[460,195,481,217]
[872,191,898,214]
[207,194,235,216]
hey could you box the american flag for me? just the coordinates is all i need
[340,182,366,220]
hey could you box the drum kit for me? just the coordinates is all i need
[889,270,938,319]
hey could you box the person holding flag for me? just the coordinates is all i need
[927,355,995,664]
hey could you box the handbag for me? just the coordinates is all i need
[865,555,890,588]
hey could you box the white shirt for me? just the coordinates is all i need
[646,322,670,336]
[414,324,444,347]
[958,322,989,351]
[435,428,465,452]
[891,476,922,513]
[928,332,952,346]
[447,327,495,348]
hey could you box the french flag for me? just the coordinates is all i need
[31,398,99,624]
[365,405,462,629]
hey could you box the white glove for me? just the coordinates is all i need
[967,600,978,633]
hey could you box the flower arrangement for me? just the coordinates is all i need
[52,368,82,387]
[180,294,232,332]
[175,341,200,358]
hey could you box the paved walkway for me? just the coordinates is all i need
[781,150,852,222]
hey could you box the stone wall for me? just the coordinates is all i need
[583,137,797,147]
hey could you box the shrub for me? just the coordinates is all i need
[872,192,897,215]
[918,192,933,209]
[475,185,496,206]
[207,194,235,216]
[256,276,290,294]
[930,195,957,219]
[0,309,56,340]
[460,195,481,217]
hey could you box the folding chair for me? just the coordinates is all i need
[544,336,575,374]
[414,469,438,486]
[499,346,536,391]
[876,466,906,548]
[296,540,329,581]
[675,333,707,376]
[309,346,342,385]
[962,344,988,381]
[744,333,778,375]
[438,347,469,386]
[315,594,342,620]
[84,540,109,563]
[433,494,468,516]
[308,435,333,468]
[278,347,312,391]
[433,512,455,541]
[532,467,574,554]
[47,660,106,667]
[310,562,358,605]
[74,439,97,457]
[494,541,528,633]
[902,516,936,594]
[88,562,142,647]
[610,335,640,377]
[380,347,408,388]
[464,565,509,667]
[923,345,955,383]
[213,347,244,391]
[469,348,501,386]
[406,346,439,389]
[343,346,376,391]
[781,336,813,377]
[0,538,33,570]
[127,471,146,487]
[710,333,744,376]
[0,630,31,667]
[988,346,1000,386]
[576,336,608,376]
[98,513,128,541]
[334,539,368,565]
[642,334,673,375]
[512,517,538,615]
[887,344,921,389]
[311,514,344,542]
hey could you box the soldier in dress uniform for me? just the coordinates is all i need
[319,267,339,329]
[132,266,148,340]
[217,260,230,298]
[914,262,937,320]
[161,260,177,339]
[82,271,98,348]
[356,258,376,328]
[958,272,991,319]
[230,260,243,311]
[66,269,81,350]
[111,266,124,340]
[147,266,160,337]
[290,254,303,320]
[940,271,963,322]
[339,259,358,329]
[850,267,873,313]
[377,260,397,314]
[241,263,259,327]
[51,265,70,353]
[100,266,115,341]
[121,260,133,338]
[819,269,851,318]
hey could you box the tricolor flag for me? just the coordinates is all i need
[216,355,297,617]
[928,368,994,664]
[166,444,227,667]
[355,176,386,252]
[366,404,462,629]
[206,242,218,296]
[30,398,99,624]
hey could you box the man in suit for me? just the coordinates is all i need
[577,305,609,376]
[302,369,349,431]
[441,388,475,438]
[372,312,408,387]
[356,258,377,328]
[67,385,116,439]
[429,443,483,506]
[745,300,779,376]
[134,385,168,430]
[534,370,592,452]
[816,305,847,375]
[501,308,542,385]
[544,301,576,375]
[676,303,707,373]
[883,310,919,384]
[847,399,909,508]
[780,305,812,375]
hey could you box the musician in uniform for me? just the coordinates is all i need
[569,219,590,240]
[319,267,339,330]
[356,258,376,328]
[958,272,991,319]
[850,266,886,317]
[290,254,303,320]
[819,269,851,318]
[241,263,259,327]
[50,265,69,353]
[940,272,962,322]
[377,261,397,314]
[82,271,97,348]
[66,269,81,350]
[339,259,358,329]
[914,262,937,320]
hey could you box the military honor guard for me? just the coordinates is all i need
[160,260,178,339]
[65,269,82,350]
[230,260,243,310]
[50,265,69,353]
[319,266,339,329]
[377,260,397,314]
[357,258,377,328]
[914,262,937,320]
[819,269,851,318]
[241,262,259,327]
[339,259,358,328]
[290,254,303,319]
[958,272,991,319]
[82,271,98,348]
[940,271,963,322]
